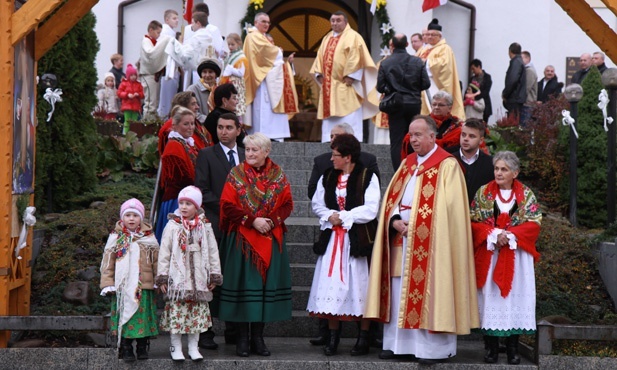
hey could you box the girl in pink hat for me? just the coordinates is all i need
[156,185,223,362]
[100,198,159,362]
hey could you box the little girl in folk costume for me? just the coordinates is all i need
[97,73,120,120]
[157,185,223,362]
[100,198,159,362]
[220,33,248,121]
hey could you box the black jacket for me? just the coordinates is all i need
[308,151,379,200]
[502,55,526,105]
[537,76,563,103]
[194,144,245,240]
[571,68,590,85]
[454,150,494,204]
[377,49,430,104]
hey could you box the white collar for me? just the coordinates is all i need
[417,144,438,165]
[220,142,238,154]
[168,131,195,147]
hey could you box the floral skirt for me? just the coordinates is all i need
[110,289,159,339]
[160,300,212,334]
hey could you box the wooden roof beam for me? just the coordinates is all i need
[601,0,617,17]
[556,0,617,63]
[35,0,100,60]
[10,0,65,45]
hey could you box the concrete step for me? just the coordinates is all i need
[0,336,537,369]
[285,217,320,243]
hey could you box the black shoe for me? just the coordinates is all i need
[370,337,383,348]
[309,334,328,346]
[250,322,271,356]
[198,331,219,350]
[120,338,136,362]
[135,338,149,360]
[379,350,395,359]
[484,335,499,363]
[350,330,370,356]
[506,335,521,365]
[323,329,340,356]
[236,323,250,357]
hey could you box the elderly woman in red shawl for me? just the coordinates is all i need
[470,150,541,365]
[217,132,293,358]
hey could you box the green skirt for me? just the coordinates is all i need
[110,289,159,338]
[216,231,292,323]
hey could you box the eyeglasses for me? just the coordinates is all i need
[431,103,449,107]
[331,153,343,157]
[426,33,440,37]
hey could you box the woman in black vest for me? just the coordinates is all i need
[306,134,380,357]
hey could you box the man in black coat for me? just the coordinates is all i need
[502,42,526,122]
[537,65,563,103]
[571,53,592,84]
[470,59,493,123]
[377,33,430,170]
[306,123,381,347]
[593,51,608,74]
[453,119,494,203]
[194,112,245,349]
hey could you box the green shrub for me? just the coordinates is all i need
[96,132,159,181]
[35,12,100,212]
[559,66,608,228]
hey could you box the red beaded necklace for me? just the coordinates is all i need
[497,188,515,204]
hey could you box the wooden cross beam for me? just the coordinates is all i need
[555,0,617,64]
[35,0,100,60]
[10,0,65,45]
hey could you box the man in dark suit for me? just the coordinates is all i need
[470,59,493,123]
[377,33,430,170]
[454,118,494,204]
[537,65,563,103]
[194,112,245,349]
[307,122,381,347]
[592,51,608,74]
[571,53,592,84]
[502,42,526,122]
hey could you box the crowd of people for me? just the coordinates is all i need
[97,6,544,366]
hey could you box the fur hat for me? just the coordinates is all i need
[197,58,222,78]
[125,64,138,78]
[178,185,202,208]
[427,18,442,32]
[120,198,145,220]
[104,72,116,84]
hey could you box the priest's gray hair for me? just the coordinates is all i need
[433,90,453,106]
[332,123,354,135]
[255,12,268,23]
[493,151,520,173]
[243,132,272,153]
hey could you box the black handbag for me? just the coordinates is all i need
[379,92,402,114]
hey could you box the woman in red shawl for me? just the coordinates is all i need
[217,133,293,358]
[470,151,541,365]
[155,107,200,241]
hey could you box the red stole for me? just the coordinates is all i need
[322,36,341,119]
[282,63,298,114]
[376,147,453,325]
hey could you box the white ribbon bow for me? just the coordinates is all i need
[43,88,63,122]
[15,207,36,259]
[598,89,614,132]
[561,110,579,139]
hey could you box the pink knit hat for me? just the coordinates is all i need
[178,185,202,208]
[120,198,145,220]
[125,64,138,78]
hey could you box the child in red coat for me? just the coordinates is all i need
[117,64,144,134]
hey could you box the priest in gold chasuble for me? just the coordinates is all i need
[243,13,298,141]
[417,19,465,120]
[364,115,479,363]
[310,11,379,143]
